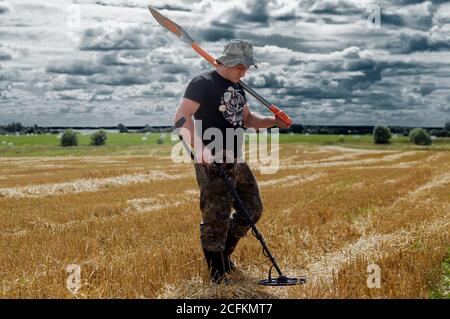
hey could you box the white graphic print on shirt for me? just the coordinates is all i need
[218,86,246,127]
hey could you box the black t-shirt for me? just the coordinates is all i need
[183,70,246,159]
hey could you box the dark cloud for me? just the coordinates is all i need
[134,109,153,116]
[140,83,180,98]
[209,21,236,30]
[0,1,11,14]
[387,32,450,53]
[162,65,189,74]
[239,32,316,53]
[153,4,190,12]
[0,65,21,81]
[287,58,306,66]
[390,0,449,4]
[69,62,154,86]
[352,91,406,110]
[147,49,178,64]
[82,106,96,113]
[275,86,347,100]
[381,13,406,27]
[46,59,106,76]
[88,72,150,86]
[305,0,362,15]
[98,51,147,65]
[0,43,13,60]
[59,105,95,113]
[389,0,422,3]
[160,74,178,83]
[89,87,113,101]
[0,50,12,60]
[195,28,236,42]
[42,75,90,92]
[320,16,351,24]
[227,0,270,24]
[272,13,297,22]
[381,67,433,77]
[346,59,377,71]
[409,15,433,31]
[250,47,431,115]
[77,0,190,11]
[334,59,424,92]
[58,94,81,101]
[412,83,437,96]
[207,0,270,27]
[2,0,449,127]
[247,72,286,88]
[80,24,164,51]
[379,3,434,31]
[45,88,92,101]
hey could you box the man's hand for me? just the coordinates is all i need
[244,106,293,129]
[275,115,292,129]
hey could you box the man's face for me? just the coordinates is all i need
[228,64,249,83]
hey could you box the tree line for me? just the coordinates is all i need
[1,121,450,137]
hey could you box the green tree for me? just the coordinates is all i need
[60,129,78,147]
[409,128,432,145]
[445,121,450,132]
[142,124,151,133]
[90,129,107,146]
[5,122,23,133]
[372,125,392,144]
[118,123,128,133]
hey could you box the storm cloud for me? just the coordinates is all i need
[46,59,106,75]
[79,23,165,51]
[1,0,449,127]
[0,1,11,14]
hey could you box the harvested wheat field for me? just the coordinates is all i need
[0,144,449,298]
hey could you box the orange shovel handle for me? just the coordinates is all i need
[191,43,218,68]
[268,104,293,126]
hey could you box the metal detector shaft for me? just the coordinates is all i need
[216,166,284,277]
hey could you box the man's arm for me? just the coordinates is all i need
[243,104,291,129]
[173,98,213,163]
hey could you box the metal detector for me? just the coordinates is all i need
[173,117,306,286]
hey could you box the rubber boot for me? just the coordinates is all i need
[223,235,241,273]
[202,250,226,284]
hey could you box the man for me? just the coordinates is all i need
[173,39,291,283]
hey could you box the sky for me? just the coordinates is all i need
[0,0,449,127]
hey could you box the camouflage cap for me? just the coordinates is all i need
[216,39,258,68]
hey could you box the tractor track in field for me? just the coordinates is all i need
[0,171,189,198]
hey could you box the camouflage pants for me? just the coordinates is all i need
[194,162,263,252]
